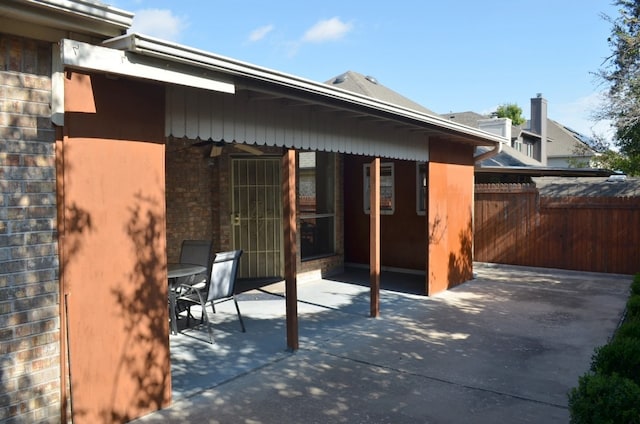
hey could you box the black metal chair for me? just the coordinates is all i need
[171,240,213,331]
[178,240,213,288]
[177,250,245,343]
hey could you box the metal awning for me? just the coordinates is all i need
[59,34,505,161]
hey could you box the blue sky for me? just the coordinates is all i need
[110,0,618,140]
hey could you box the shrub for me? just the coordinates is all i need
[568,372,640,424]
[616,320,640,341]
[632,273,640,296]
[627,295,640,321]
[591,337,640,385]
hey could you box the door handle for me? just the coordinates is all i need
[233,214,241,226]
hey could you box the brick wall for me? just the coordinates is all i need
[165,137,215,262]
[0,34,60,423]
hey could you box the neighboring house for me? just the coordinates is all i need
[0,2,504,423]
[445,95,600,168]
[546,119,600,167]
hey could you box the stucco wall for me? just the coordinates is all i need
[427,140,475,295]
[0,34,61,423]
[61,71,169,423]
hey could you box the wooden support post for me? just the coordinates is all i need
[282,149,299,351]
[370,157,381,317]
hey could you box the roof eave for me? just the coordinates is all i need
[1,0,133,38]
[102,33,504,148]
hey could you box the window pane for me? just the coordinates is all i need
[301,217,334,257]
[298,151,335,260]
[417,163,427,213]
[364,163,394,214]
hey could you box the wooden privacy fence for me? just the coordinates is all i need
[474,183,640,275]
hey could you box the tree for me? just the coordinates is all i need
[495,103,526,126]
[596,0,640,174]
[592,149,640,175]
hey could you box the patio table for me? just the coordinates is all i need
[168,263,207,335]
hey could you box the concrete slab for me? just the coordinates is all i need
[131,263,631,423]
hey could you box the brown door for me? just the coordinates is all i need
[231,157,283,278]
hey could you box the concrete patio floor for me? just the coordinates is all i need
[132,263,632,423]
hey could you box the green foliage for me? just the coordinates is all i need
[589,149,640,176]
[597,1,640,169]
[627,295,640,320]
[591,337,640,384]
[495,103,526,126]
[617,320,640,341]
[569,273,640,423]
[632,273,640,295]
[568,372,640,424]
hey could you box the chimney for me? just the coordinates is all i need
[530,94,548,165]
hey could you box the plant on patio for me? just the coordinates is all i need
[568,372,640,424]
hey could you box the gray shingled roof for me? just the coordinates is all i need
[325,71,437,116]
[442,111,487,128]
[475,144,542,166]
[533,176,640,197]
[546,119,597,157]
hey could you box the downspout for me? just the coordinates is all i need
[473,140,503,163]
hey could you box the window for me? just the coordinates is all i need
[299,151,335,260]
[364,162,394,214]
[513,140,522,152]
[416,162,427,215]
[526,143,533,157]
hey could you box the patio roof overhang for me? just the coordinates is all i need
[58,33,505,161]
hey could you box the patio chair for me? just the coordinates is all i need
[172,240,213,330]
[178,239,213,288]
[177,250,246,343]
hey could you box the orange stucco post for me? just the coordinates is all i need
[427,140,475,295]
[282,149,299,350]
[59,72,169,423]
[370,157,381,317]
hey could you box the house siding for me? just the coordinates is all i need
[344,156,428,273]
[0,34,61,423]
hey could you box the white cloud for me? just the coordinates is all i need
[302,17,353,43]
[553,92,613,141]
[129,9,187,42]
[248,24,274,42]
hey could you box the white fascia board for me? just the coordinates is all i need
[103,33,504,147]
[29,0,133,28]
[1,0,133,37]
[60,39,235,94]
